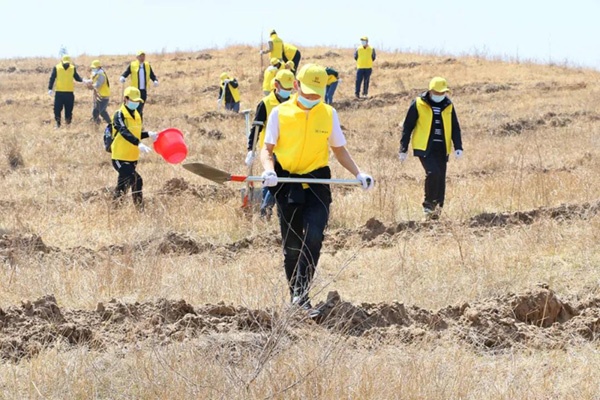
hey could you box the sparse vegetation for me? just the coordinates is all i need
[0,46,599,398]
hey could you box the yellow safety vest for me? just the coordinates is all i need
[283,43,298,60]
[275,94,333,174]
[412,97,453,155]
[270,34,284,60]
[221,80,240,102]
[262,66,279,92]
[93,70,110,97]
[111,104,143,161]
[129,61,151,89]
[55,63,75,92]
[356,46,374,69]
[258,91,283,148]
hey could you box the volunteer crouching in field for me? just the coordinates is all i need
[260,64,375,317]
[47,55,84,128]
[218,72,240,112]
[399,77,464,221]
[111,87,158,211]
[246,69,295,219]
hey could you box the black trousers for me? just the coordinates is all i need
[418,148,448,210]
[137,89,148,118]
[276,188,330,302]
[112,160,143,208]
[54,92,75,125]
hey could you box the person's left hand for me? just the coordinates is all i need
[148,131,159,142]
[356,172,375,191]
[454,149,463,160]
[153,80,159,87]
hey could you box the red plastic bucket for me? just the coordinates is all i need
[153,128,188,164]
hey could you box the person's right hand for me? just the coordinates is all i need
[119,76,126,83]
[261,170,278,187]
[138,143,152,154]
[245,150,255,167]
[48,90,53,96]
[398,152,408,162]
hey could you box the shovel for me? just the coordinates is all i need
[182,162,364,185]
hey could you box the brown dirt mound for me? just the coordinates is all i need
[493,111,586,136]
[0,233,54,256]
[2,286,600,361]
[335,91,411,111]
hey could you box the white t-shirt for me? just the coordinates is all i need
[264,106,347,147]
[138,64,146,90]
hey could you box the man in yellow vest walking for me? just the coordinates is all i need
[218,72,241,113]
[246,69,295,218]
[262,58,282,95]
[47,55,84,128]
[354,36,376,98]
[119,51,159,118]
[110,86,158,211]
[88,60,111,125]
[260,64,375,316]
[399,77,464,220]
[282,42,301,74]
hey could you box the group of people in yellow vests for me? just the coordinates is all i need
[46,32,463,317]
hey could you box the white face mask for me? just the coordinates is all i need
[91,68,99,75]
[430,94,446,103]
[361,40,368,46]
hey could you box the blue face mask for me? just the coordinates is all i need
[278,88,291,99]
[430,94,446,103]
[127,100,140,110]
[297,95,321,109]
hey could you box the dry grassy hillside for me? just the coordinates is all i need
[0,46,599,399]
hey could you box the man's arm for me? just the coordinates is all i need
[248,102,267,150]
[93,74,105,90]
[372,48,377,61]
[73,68,83,82]
[451,107,463,151]
[149,65,157,82]
[121,65,131,78]
[400,100,418,153]
[331,146,360,176]
[48,67,57,90]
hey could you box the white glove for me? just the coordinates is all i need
[83,78,92,84]
[138,143,152,154]
[48,90,53,96]
[356,172,375,191]
[148,131,159,142]
[398,152,408,162]
[454,149,463,160]
[261,170,278,187]
[259,50,264,55]
[223,79,230,85]
[119,76,126,83]
[338,78,343,83]
[153,80,159,87]
[244,150,255,167]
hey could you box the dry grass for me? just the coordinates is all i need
[0,45,599,398]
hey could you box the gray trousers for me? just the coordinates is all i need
[92,96,111,124]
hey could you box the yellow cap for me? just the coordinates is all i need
[220,72,230,81]
[275,69,294,90]
[136,50,145,56]
[285,60,295,69]
[90,60,101,69]
[270,57,280,66]
[123,86,144,102]
[428,77,450,93]
[61,55,71,63]
[296,63,327,97]
[360,36,368,41]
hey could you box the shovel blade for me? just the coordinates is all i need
[182,163,232,184]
